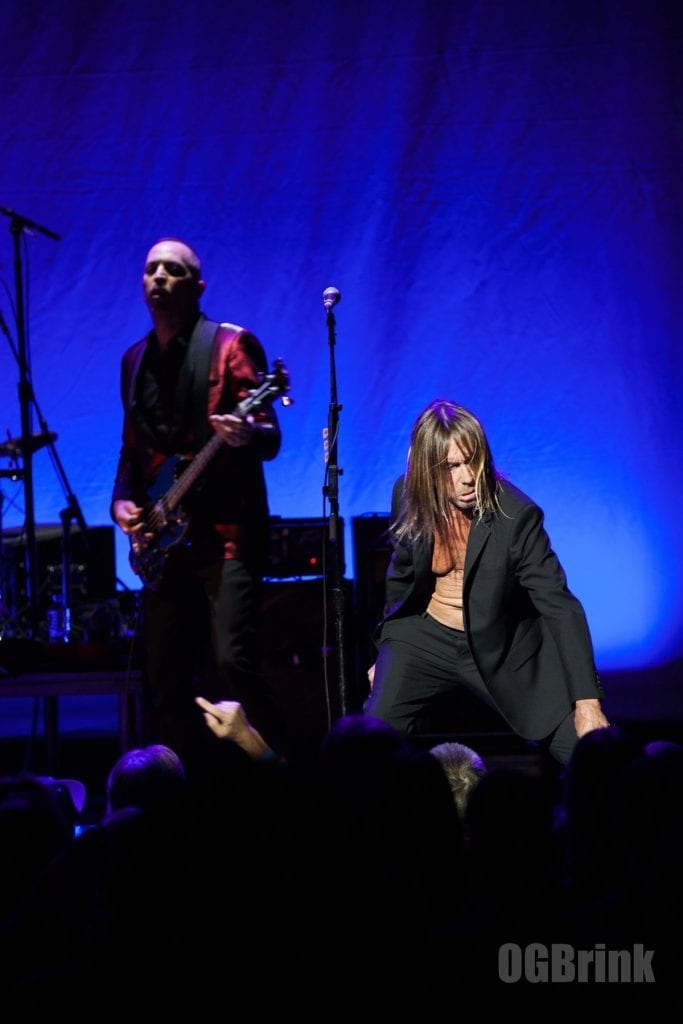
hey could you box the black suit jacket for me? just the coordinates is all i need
[380,476,603,739]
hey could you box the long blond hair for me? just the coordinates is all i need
[393,399,501,556]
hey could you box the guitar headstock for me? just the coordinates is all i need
[239,357,293,415]
[268,357,293,406]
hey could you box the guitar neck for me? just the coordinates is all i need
[156,362,289,516]
[164,432,225,512]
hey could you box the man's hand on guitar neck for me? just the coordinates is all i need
[209,412,256,447]
[113,498,146,535]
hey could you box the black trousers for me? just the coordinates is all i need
[142,551,285,762]
[364,612,578,765]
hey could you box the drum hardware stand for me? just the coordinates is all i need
[0,205,61,639]
[0,205,91,644]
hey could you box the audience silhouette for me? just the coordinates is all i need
[1,709,678,1016]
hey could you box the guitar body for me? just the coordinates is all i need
[129,455,192,589]
[127,357,292,591]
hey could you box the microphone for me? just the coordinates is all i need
[322,286,341,311]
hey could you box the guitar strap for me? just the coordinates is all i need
[184,315,220,449]
[186,316,243,449]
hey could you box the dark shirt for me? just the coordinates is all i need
[137,321,196,454]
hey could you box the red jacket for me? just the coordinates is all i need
[111,314,281,572]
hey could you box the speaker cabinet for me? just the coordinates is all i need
[259,577,356,756]
[266,517,344,579]
[351,513,392,681]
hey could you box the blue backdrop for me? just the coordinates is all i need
[1,0,681,718]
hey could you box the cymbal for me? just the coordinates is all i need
[0,431,57,458]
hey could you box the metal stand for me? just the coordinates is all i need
[0,484,7,629]
[0,205,60,639]
[321,286,350,717]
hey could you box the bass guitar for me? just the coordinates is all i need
[129,357,291,589]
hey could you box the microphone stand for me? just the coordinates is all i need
[322,287,349,718]
[1,206,60,639]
